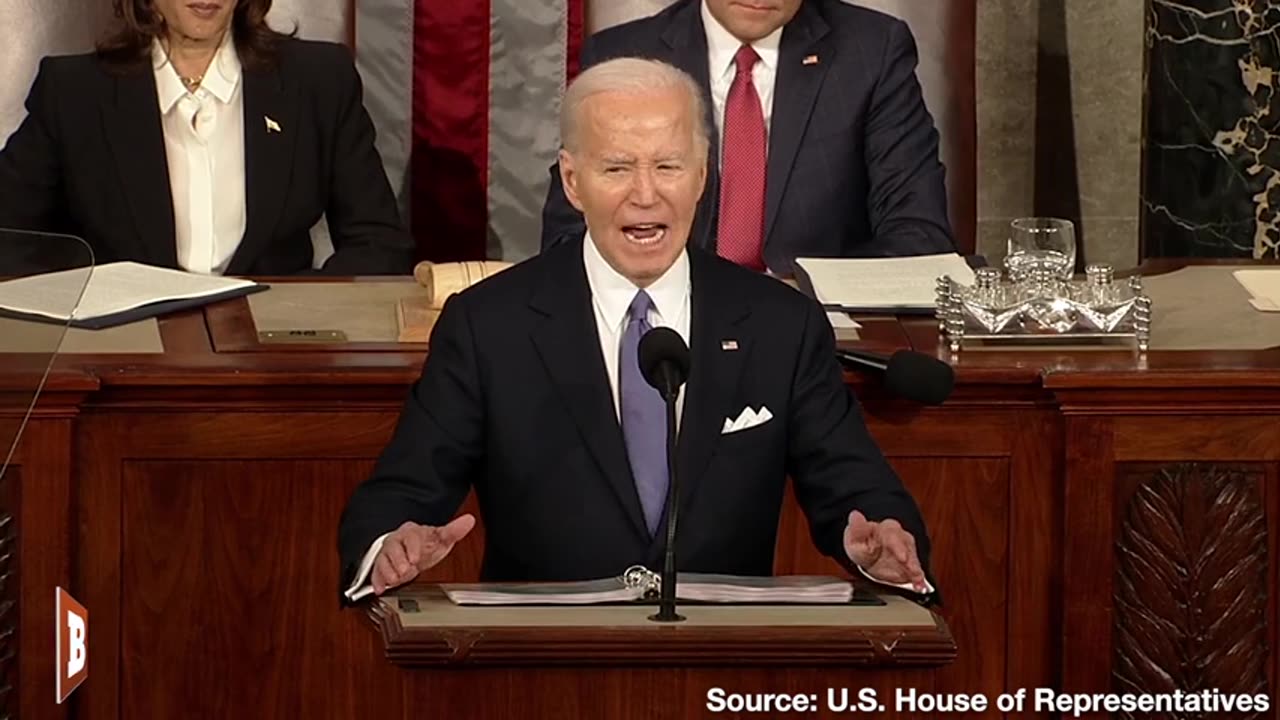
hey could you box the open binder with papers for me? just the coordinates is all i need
[0,261,267,329]
[439,566,884,606]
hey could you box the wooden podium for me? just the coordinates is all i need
[367,587,956,719]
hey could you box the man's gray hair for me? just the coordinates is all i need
[559,57,711,156]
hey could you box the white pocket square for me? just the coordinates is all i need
[721,406,773,434]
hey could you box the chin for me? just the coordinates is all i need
[629,255,678,282]
[181,13,233,31]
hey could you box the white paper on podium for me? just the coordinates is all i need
[797,254,975,311]
[1234,269,1280,312]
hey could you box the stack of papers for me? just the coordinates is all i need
[440,573,854,606]
[442,578,641,605]
[795,253,976,311]
[0,261,266,329]
[676,574,855,603]
[1234,269,1280,312]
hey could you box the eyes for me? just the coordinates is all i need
[603,163,684,175]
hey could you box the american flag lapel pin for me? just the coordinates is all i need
[802,54,819,66]
[721,339,739,351]
[265,116,282,133]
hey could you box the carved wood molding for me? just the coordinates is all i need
[1114,464,1269,716]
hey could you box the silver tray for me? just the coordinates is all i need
[935,263,1152,352]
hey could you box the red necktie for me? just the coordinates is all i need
[717,45,767,271]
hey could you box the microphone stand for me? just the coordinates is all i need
[649,366,684,622]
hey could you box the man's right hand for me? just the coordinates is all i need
[371,514,477,595]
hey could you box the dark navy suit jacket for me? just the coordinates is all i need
[540,0,954,275]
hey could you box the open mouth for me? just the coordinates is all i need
[622,223,668,247]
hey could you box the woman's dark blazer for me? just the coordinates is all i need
[0,38,414,275]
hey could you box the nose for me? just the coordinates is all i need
[627,167,659,207]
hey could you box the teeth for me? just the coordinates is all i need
[623,228,666,246]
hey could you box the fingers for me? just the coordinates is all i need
[879,523,928,591]
[902,536,927,590]
[439,514,477,544]
[846,510,873,542]
[396,521,423,568]
[844,512,882,567]
[384,533,414,578]
[846,514,929,591]
[371,552,398,595]
[881,523,911,567]
[417,515,477,572]
[907,556,927,591]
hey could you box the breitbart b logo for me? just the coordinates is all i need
[55,587,87,703]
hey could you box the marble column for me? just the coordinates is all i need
[1144,0,1280,259]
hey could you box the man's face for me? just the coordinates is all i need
[703,0,802,42]
[559,87,707,287]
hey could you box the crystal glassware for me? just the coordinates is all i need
[1004,217,1076,281]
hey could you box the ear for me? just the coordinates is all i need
[559,149,586,213]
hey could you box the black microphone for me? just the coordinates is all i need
[835,349,954,405]
[637,327,691,622]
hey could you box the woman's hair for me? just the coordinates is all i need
[97,0,287,70]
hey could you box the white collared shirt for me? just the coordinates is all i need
[701,0,782,145]
[582,231,690,425]
[153,32,246,275]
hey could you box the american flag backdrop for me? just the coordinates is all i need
[355,0,970,263]
[0,1,971,264]
[355,0,586,263]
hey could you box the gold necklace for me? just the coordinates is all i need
[179,73,203,92]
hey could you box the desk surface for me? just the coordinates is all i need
[0,261,1273,396]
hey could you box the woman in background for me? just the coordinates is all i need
[0,0,413,275]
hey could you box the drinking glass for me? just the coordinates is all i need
[1004,217,1076,281]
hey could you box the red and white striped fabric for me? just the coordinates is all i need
[355,0,968,263]
[355,0,585,263]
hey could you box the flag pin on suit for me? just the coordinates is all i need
[802,54,819,65]
[265,116,282,133]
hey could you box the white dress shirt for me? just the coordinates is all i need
[153,32,247,275]
[582,231,690,424]
[702,0,782,146]
[344,237,930,601]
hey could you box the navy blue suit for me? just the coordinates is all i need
[540,0,954,275]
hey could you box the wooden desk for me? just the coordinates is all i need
[3,276,1277,719]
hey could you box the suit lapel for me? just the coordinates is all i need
[528,244,651,541]
[662,3,719,253]
[227,67,298,274]
[764,3,833,245]
[102,69,177,268]
[676,250,751,516]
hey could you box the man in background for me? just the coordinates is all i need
[540,0,955,276]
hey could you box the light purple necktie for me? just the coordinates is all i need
[620,290,668,534]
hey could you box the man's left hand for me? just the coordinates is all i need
[843,510,928,593]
